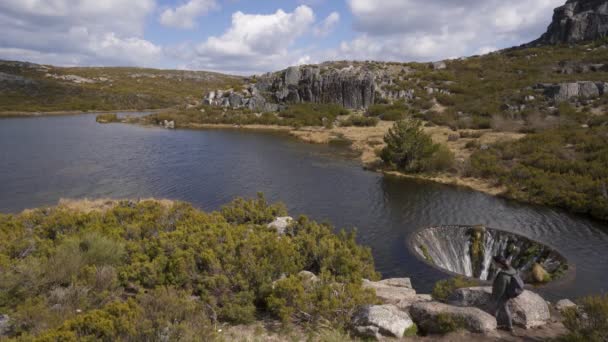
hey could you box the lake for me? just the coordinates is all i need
[1,113,607,299]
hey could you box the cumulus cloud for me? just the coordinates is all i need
[0,0,161,66]
[180,5,316,74]
[160,0,218,29]
[314,12,340,37]
[339,0,564,62]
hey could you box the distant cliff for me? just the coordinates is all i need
[533,0,608,44]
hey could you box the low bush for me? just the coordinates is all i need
[561,295,608,342]
[468,126,608,221]
[432,277,479,302]
[340,115,379,127]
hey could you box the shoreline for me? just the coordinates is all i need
[156,121,511,198]
[0,108,168,118]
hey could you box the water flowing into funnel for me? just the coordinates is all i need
[411,225,568,283]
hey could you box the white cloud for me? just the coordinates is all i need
[340,0,564,62]
[314,12,340,37]
[160,0,218,29]
[0,0,161,67]
[180,5,316,74]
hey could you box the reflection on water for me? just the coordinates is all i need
[1,113,607,299]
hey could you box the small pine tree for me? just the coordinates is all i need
[380,119,440,172]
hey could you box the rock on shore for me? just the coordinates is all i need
[449,287,551,328]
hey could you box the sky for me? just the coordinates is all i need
[0,0,565,75]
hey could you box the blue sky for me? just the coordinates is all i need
[0,0,565,74]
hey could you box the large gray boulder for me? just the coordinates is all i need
[539,82,603,102]
[352,304,415,339]
[363,278,415,301]
[409,301,497,334]
[449,287,550,328]
[534,0,608,45]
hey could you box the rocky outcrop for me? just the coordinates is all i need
[267,216,293,235]
[409,301,497,334]
[255,65,376,109]
[203,63,403,111]
[534,0,608,44]
[352,304,415,339]
[203,87,280,112]
[449,287,551,329]
[535,81,608,101]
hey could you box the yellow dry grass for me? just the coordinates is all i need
[49,198,175,213]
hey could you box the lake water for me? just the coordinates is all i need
[1,113,607,299]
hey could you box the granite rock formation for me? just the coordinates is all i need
[534,0,608,44]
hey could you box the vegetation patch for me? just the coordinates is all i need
[0,195,380,340]
[95,113,120,124]
[432,277,479,302]
[468,126,608,221]
[561,295,608,342]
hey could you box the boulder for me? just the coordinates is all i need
[578,81,600,98]
[0,314,9,336]
[449,287,550,328]
[409,301,497,334]
[362,278,417,306]
[539,82,603,102]
[267,216,293,235]
[352,304,414,339]
[556,299,577,312]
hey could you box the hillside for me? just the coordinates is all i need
[0,60,243,113]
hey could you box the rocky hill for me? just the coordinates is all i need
[533,0,608,45]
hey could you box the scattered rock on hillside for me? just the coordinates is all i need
[352,304,415,339]
[535,81,608,102]
[449,287,551,328]
[556,299,577,311]
[533,0,608,44]
[267,216,293,235]
[409,301,497,334]
[0,314,9,336]
[432,61,447,70]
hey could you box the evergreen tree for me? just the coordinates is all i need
[381,119,440,172]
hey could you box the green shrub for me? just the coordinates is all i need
[380,119,453,173]
[561,295,608,342]
[340,116,379,127]
[367,102,409,121]
[432,277,479,302]
[435,313,466,334]
[468,126,608,221]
